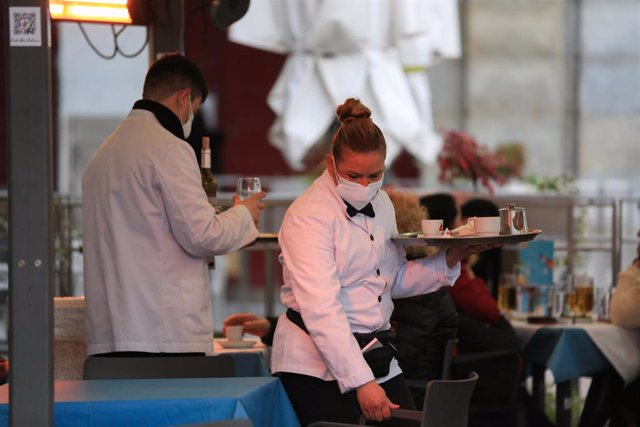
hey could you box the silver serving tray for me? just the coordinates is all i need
[391,229,542,247]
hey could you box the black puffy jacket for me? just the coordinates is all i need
[391,287,458,381]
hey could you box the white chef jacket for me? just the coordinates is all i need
[272,170,460,393]
[82,108,259,355]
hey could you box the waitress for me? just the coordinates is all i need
[272,98,493,425]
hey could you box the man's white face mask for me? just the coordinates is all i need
[182,98,194,139]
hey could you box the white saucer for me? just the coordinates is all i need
[219,340,257,349]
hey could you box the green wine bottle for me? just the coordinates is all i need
[201,137,218,269]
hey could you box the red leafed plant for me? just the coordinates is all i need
[437,130,505,194]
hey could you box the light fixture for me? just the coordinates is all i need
[49,0,150,25]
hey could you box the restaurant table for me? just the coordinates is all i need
[513,319,640,427]
[0,377,300,427]
[211,338,271,377]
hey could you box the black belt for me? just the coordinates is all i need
[285,308,397,378]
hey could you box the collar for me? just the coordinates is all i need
[133,99,185,140]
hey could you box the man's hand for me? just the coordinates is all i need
[223,313,271,338]
[356,381,399,422]
[233,192,266,226]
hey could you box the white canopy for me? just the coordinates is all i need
[229,0,461,170]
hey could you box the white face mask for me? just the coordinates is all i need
[332,157,384,210]
[182,98,194,139]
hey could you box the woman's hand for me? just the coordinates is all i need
[356,381,399,422]
[222,313,271,338]
[445,244,501,268]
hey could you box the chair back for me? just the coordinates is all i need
[441,338,458,380]
[54,296,87,380]
[83,355,235,380]
[421,371,478,427]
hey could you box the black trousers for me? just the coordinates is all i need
[278,373,417,427]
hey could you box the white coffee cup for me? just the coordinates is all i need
[470,216,500,235]
[422,219,444,236]
[225,325,244,342]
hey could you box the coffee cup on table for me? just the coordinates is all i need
[422,219,444,236]
[224,325,244,343]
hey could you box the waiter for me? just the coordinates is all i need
[82,54,265,357]
[272,98,494,425]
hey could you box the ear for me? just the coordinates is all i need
[326,154,334,174]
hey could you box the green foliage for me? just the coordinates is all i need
[524,174,578,195]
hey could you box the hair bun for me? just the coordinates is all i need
[336,98,371,124]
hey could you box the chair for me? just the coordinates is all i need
[308,371,479,427]
[54,296,87,380]
[82,355,235,380]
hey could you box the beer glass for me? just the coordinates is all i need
[498,274,517,316]
[574,275,594,317]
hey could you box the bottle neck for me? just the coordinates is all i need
[201,148,211,169]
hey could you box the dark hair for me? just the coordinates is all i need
[331,98,386,161]
[142,54,208,102]
[461,198,499,218]
[419,193,458,230]
[460,198,502,297]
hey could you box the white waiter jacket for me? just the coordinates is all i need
[82,108,259,355]
[272,170,460,392]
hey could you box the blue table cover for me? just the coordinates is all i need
[0,377,300,427]
[228,352,271,377]
[523,326,611,383]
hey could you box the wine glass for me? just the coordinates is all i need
[236,177,262,200]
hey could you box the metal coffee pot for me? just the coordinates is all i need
[499,204,529,235]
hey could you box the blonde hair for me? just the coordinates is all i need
[386,189,438,259]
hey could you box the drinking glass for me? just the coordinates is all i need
[592,287,612,321]
[498,274,517,317]
[574,275,594,317]
[236,177,261,200]
[550,287,565,319]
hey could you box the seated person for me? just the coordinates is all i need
[420,194,521,412]
[387,190,459,406]
[460,199,503,298]
[580,229,640,427]
[223,313,276,346]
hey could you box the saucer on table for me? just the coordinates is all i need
[219,340,257,349]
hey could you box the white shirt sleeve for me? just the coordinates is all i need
[390,251,461,299]
[156,143,259,257]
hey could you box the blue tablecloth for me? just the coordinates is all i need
[228,352,271,377]
[0,377,300,427]
[522,326,611,383]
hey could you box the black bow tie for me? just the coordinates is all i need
[345,201,375,218]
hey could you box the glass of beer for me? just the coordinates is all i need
[574,275,594,317]
[498,274,518,316]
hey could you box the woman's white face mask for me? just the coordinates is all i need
[332,157,384,210]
